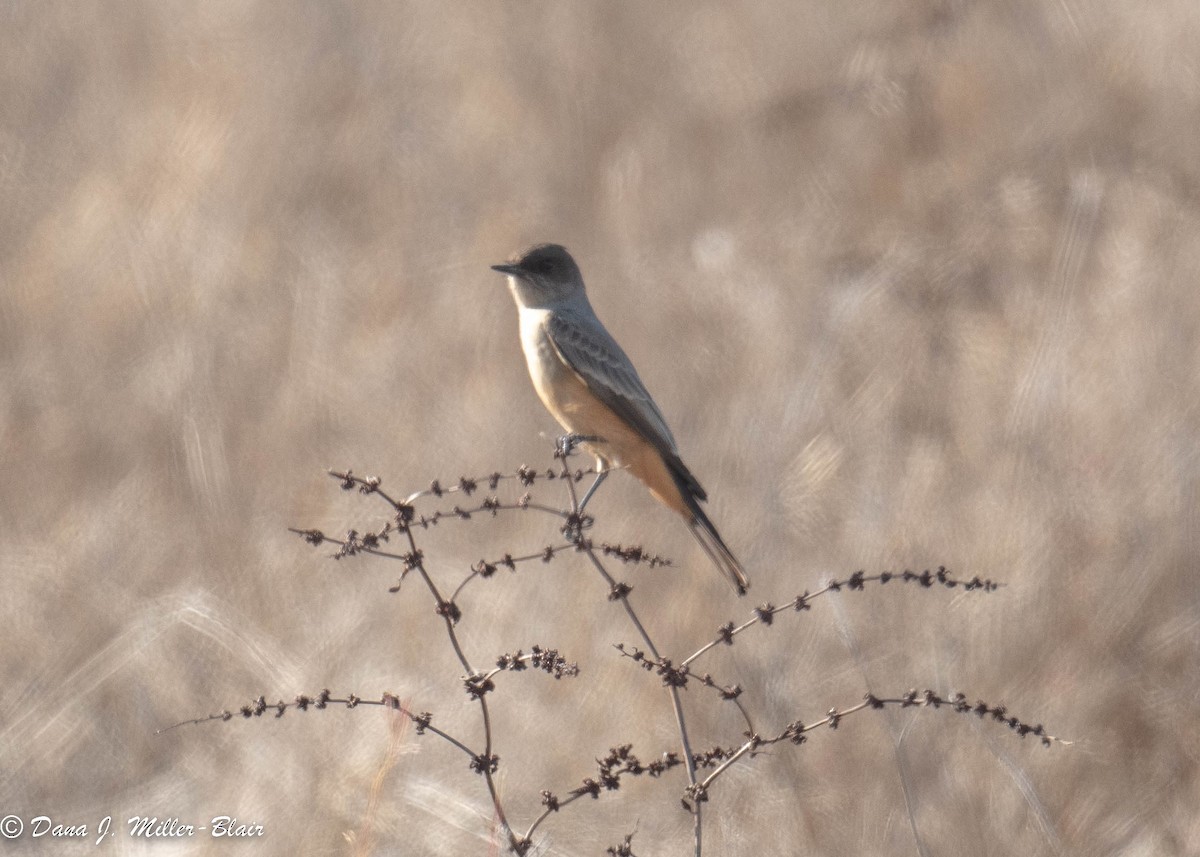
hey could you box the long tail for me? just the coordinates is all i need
[687,503,750,596]
[659,453,750,595]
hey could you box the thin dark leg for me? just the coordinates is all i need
[576,469,608,512]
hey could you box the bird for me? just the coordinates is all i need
[492,243,749,595]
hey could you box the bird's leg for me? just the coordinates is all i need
[576,465,609,513]
[555,435,607,516]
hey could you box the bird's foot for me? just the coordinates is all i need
[555,433,603,460]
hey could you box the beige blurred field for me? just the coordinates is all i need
[2,1,1198,854]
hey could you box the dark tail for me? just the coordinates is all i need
[664,454,749,596]
[687,506,750,596]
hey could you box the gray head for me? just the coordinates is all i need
[491,243,586,308]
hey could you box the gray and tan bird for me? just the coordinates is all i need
[492,243,749,595]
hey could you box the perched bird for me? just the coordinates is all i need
[492,244,749,595]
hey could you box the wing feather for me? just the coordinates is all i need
[546,309,708,500]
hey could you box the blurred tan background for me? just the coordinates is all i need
[2,1,1198,854]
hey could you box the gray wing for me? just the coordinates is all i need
[546,308,680,456]
[547,307,710,504]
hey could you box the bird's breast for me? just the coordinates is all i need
[516,307,636,467]
[518,308,584,421]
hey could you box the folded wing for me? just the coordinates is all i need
[546,309,708,502]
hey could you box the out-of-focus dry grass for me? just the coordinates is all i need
[2,1,1198,854]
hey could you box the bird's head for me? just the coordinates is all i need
[492,243,586,308]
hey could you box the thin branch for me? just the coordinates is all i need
[518,746,682,850]
[450,543,578,601]
[157,691,473,757]
[682,568,1002,668]
[396,464,597,507]
[613,644,757,736]
[687,689,1070,802]
[476,646,580,686]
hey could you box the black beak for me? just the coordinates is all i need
[491,263,522,276]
